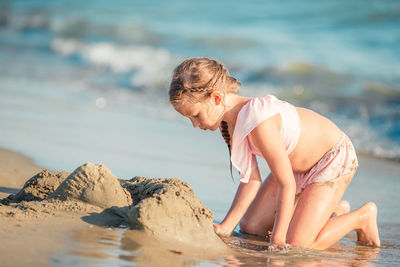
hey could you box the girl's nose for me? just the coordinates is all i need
[191,119,199,128]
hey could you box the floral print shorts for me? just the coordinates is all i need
[294,134,359,195]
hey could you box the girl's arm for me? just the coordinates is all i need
[250,114,296,247]
[214,156,262,236]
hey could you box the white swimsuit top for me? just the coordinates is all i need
[230,95,301,183]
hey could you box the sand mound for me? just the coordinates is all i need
[49,162,132,209]
[1,163,226,250]
[13,170,70,201]
[122,176,226,248]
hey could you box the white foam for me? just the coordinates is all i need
[51,38,179,90]
[51,38,83,56]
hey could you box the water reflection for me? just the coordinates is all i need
[67,226,123,265]
[120,230,199,267]
[66,225,223,266]
[64,225,380,266]
[218,232,380,266]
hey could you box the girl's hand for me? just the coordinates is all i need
[213,222,233,237]
[267,241,290,252]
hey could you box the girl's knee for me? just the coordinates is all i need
[286,235,313,248]
[239,219,254,234]
[332,200,350,217]
[340,200,350,211]
[239,219,272,236]
[286,228,316,248]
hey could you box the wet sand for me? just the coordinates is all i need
[0,148,96,266]
[0,148,229,267]
[1,148,400,266]
[0,148,42,199]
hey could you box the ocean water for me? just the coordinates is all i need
[1,0,400,266]
[1,0,399,160]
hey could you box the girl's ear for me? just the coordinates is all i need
[210,91,222,105]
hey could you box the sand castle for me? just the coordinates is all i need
[0,162,226,249]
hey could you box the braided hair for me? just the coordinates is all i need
[219,120,235,180]
[169,58,240,180]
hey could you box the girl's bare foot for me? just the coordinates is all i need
[331,200,350,217]
[356,202,381,246]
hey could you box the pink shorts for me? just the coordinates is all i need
[293,134,358,195]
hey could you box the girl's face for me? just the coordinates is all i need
[175,97,224,131]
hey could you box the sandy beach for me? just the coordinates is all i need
[0,148,42,199]
[0,148,230,267]
[0,148,89,267]
[1,1,400,266]
[1,147,400,266]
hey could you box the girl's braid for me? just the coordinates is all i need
[219,121,231,150]
[220,120,234,180]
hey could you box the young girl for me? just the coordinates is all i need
[168,57,380,251]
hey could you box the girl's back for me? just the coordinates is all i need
[290,107,343,173]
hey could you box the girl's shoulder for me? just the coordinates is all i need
[233,94,298,143]
[233,95,279,141]
[236,95,282,127]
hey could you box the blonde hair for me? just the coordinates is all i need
[169,58,240,178]
[169,57,240,105]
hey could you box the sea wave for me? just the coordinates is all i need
[51,38,180,91]
[2,0,400,162]
[49,38,400,160]
[309,101,400,162]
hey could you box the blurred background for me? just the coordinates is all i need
[0,0,400,208]
[1,1,400,265]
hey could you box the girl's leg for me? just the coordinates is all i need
[332,200,350,217]
[313,202,380,249]
[286,171,354,247]
[286,171,380,249]
[240,173,278,235]
[240,173,353,237]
